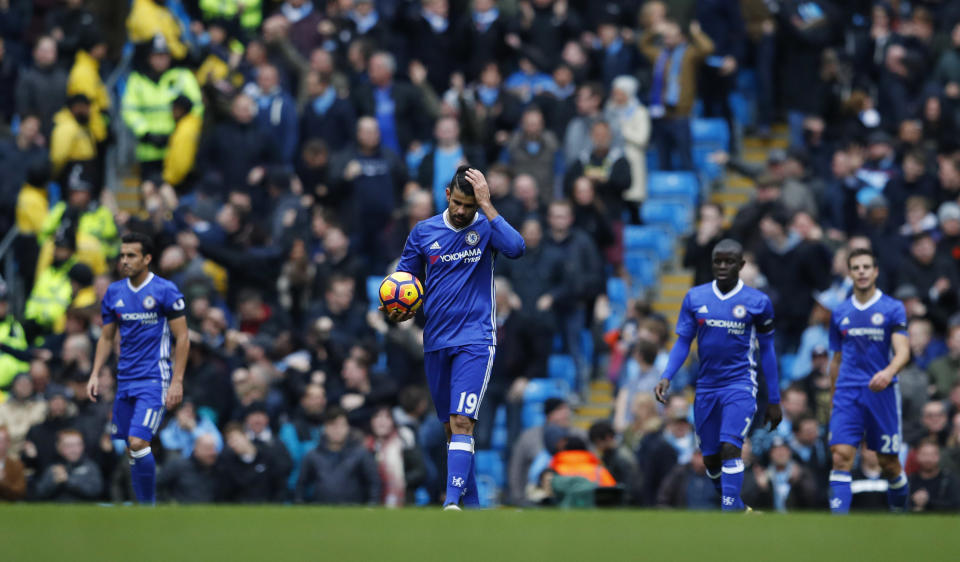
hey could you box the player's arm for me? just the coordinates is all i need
[87,321,117,402]
[655,333,693,404]
[167,315,190,410]
[869,332,909,392]
[827,308,842,398]
[828,351,842,398]
[465,168,526,257]
[385,226,424,323]
[757,298,782,428]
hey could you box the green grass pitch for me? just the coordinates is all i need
[1,505,956,561]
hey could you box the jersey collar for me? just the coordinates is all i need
[442,209,481,232]
[127,272,155,293]
[851,289,882,311]
[712,279,744,301]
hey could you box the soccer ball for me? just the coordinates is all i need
[379,271,424,314]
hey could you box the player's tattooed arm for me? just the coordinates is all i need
[88,322,117,402]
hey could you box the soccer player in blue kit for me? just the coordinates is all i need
[86,233,190,504]
[386,166,525,509]
[826,248,910,514]
[655,239,782,511]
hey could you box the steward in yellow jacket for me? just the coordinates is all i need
[67,41,111,143]
[0,283,30,397]
[49,94,96,181]
[127,0,188,60]
[163,95,203,189]
[122,36,203,177]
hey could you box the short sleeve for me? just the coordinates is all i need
[164,283,187,319]
[396,223,425,279]
[675,292,696,339]
[828,310,841,352]
[890,301,907,335]
[101,287,116,325]
[755,295,775,334]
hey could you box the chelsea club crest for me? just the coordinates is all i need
[465,230,479,246]
[732,305,746,319]
[871,313,884,325]
[143,296,156,309]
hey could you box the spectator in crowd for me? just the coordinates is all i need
[354,51,426,154]
[927,322,960,399]
[21,385,80,477]
[162,95,202,192]
[300,71,356,153]
[683,203,725,286]
[507,106,558,201]
[638,395,695,506]
[49,94,96,182]
[365,406,406,507]
[563,120,631,222]
[127,0,188,61]
[296,406,381,505]
[278,383,326,491]
[656,449,716,509]
[157,433,221,504]
[159,400,223,459]
[0,425,27,501]
[200,94,276,199]
[0,374,46,456]
[564,82,604,164]
[509,397,572,506]
[640,19,713,170]
[604,75,650,217]
[15,36,66,136]
[589,420,640,504]
[419,116,485,213]
[789,414,830,504]
[218,421,289,503]
[909,439,960,512]
[35,429,103,502]
[245,63,299,165]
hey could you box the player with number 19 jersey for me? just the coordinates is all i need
[101,272,186,440]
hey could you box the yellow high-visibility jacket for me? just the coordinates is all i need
[122,67,203,162]
[127,0,188,60]
[49,108,97,178]
[67,50,110,142]
[163,111,202,187]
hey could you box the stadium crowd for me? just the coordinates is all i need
[0,0,959,511]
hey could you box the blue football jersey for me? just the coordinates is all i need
[676,280,775,396]
[829,290,907,389]
[396,210,525,352]
[101,273,186,385]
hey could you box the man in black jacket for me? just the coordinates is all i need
[353,51,426,154]
[35,429,103,502]
[296,406,382,504]
[219,421,290,503]
[200,94,278,198]
[157,433,221,503]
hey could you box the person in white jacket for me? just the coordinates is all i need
[605,76,651,218]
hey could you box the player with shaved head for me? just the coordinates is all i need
[655,239,781,511]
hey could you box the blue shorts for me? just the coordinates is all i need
[829,383,902,455]
[694,389,757,456]
[423,344,495,421]
[111,380,166,442]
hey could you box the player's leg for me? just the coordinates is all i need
[425,349,465,508]
[717,391,756,511]
[127,385,165,505]
[864,383,908,511]
[693,392,724,498]
[445,345,494,508]
[827,388,863,514]
[109,391,137,499]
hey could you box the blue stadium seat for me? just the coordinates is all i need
[691,118,730,150]
[623,250,659,290]
[693,146,724,183]
[548,354,577,389]
[475,450,506,488]
[647,171,699,202]
[623,225,673,261]
[606,277,627,308]
[728,92,753,128]
[521,403,545,429]
[523,378,570,403]
[641,200,694,235]
[366,275,383,310]
[491,405,507,451]
[476,475,498,507]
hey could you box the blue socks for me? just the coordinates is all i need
[462,452,480,508]
[130,446,156,505]
[444,435,474,507]
[887,472,909,512]
[829,470,852,514]
[720,458,745,511]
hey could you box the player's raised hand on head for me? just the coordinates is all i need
[465,168,491,206]
[654,379,670,404]
[87,375,99,403]
[379,305,416,324]
[765,403,783,430]
[868,370,892,392]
